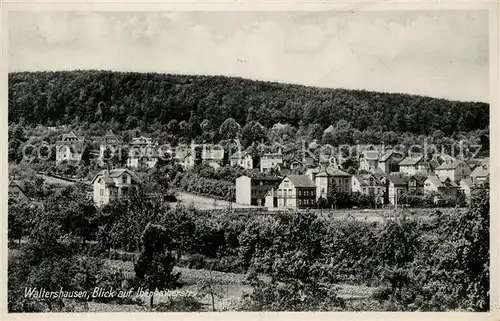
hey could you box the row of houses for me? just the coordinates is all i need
[56,130,305,172]
[236,158,489,210]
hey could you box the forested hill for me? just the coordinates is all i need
[8,70,488,135]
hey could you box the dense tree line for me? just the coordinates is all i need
[8,180,489,311]
[9,71,488,137]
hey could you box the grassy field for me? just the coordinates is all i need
[104,259,376,311]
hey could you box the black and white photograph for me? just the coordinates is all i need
[5,5,493,314]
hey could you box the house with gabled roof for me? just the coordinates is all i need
[202,144,225,169]
[359,150,380,172]
[91,168,141,207]
[276,174,317,209]
[470,163,489,185]
[398,155,431,176]
[459,178,474,201]
[56,131,86,164]
[351,174,385,204]
[435,159,471,183]
[235,174,281,206]
[260,149,283,173]
[308,166,351,199]
[378,149,401,174]
[424,175,459,203]
[384,174,408,206]
[127,135,160,169]
[99,130,123,165]
[175,147,195,171]
[230,151,253,169]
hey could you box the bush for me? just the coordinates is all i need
[185,254,208,270]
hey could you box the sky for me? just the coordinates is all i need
[9,10,489,102]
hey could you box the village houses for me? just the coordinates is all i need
[56,131,86,164]
[434,159,471,183]
[470,163,489,185]
[351,174,385,204]
[202,145,225,169]
[459,178,474,202]
[274,175,317,209]
[91,168,141,207]
[235,174,281,206]
[127,136,160,169]
[99,130,122,165]
[398,155,431,176]
[230,151,253,170]
[260,149,283,172]
[384,175,407,206]
[305,166,352,200]
[424,175,459,203]
[175,147,196,171]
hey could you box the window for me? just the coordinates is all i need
[100,189,104,196]
[122,175,127,184]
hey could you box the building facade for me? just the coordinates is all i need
[56,131,86,164]
[398,155,431,176]
[91,168,141,207]
[230,151,253,169]
[276,175,317,209]
[235,175,281,206]
[434,160,471,183]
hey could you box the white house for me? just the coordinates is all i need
[127,136,159,169]
[99,130,122,165]
[276,175,317,209]
[175,148,195,171]
[260,150,283,172]
[434,160,471,183]
[91,168,141,207]
[398,155,431,176]
[424,175,459,203]
[235,174,281,206]
[230,151,253,169]
[56,131,86,164]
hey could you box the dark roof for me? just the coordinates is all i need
[426,175,458,188]
[436,160,467,170]
[284,175,316,188]
[353,175,368,186]
[399,155,424,166]
[230,151,250,159]
[387,175,407,186]
[407,175,426,186]
[91,168,141,185]
[379,150,395,162]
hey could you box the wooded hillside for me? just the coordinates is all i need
[8,70,488,135]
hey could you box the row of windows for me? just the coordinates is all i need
[298,199,314,206]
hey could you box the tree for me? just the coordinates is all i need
[197,271,226,311]
[219,118,241,140]
[134,223,181,308]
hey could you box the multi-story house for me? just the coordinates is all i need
[175,147,195,171]
[202,145,225,169]
[423,175,459,203]
[459,178,474,202]
[378,150,400,174]
[385,175,408,206]
[99,130,122,164]
[55,131,86,164]
[359,150,380,172]
[235,174,281,206]
[308,166,352,200]
[276,175,317,209]
[351,174,385,204]
[434,160,471,183]
[398,155,431,176]
[470,163,489,185]
[406,175,426,195]
[127,136,159,169]
[230,151,253,169]
[260,150,283,172]
[91,168,141,207]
